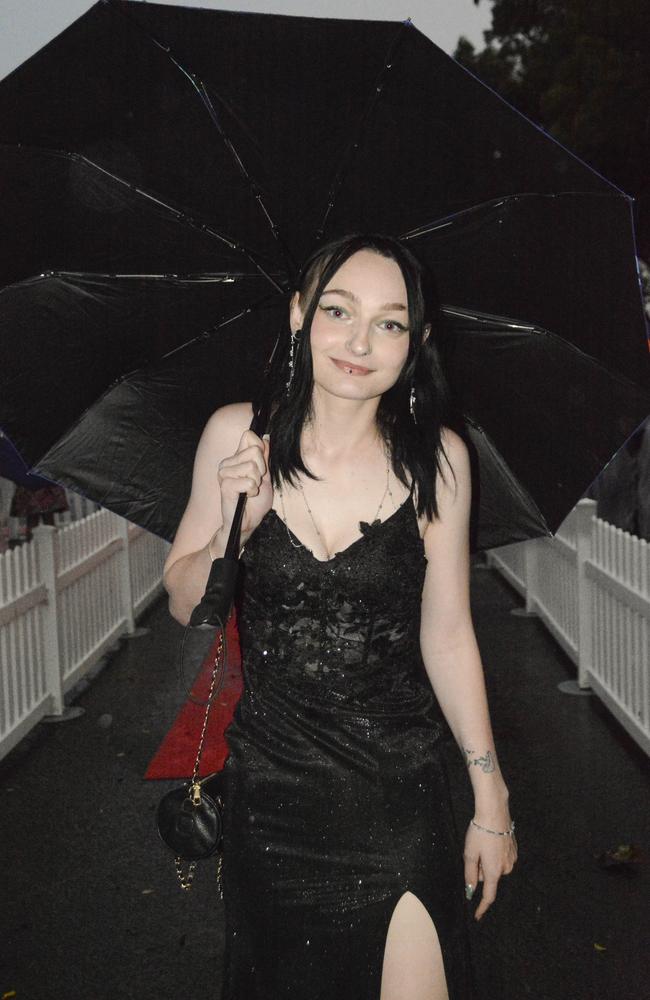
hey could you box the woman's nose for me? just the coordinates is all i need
[345,323,371,356]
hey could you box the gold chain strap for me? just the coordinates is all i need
[173,853,224,897]
[174,629,226,893]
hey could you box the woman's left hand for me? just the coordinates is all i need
[463,806,518,921]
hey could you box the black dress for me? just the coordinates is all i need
[220,486,477,1000]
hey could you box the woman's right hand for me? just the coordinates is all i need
[216,429,273,546]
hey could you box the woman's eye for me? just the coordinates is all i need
[322,305,347,319]
[382,320,407,332]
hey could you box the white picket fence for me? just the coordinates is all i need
[53,492,100,523]
[0,508,170,762]
[3,495,648,761]
[487,499,650,755]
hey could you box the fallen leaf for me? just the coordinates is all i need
[594,843,642,869]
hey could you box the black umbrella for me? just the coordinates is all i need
[0,0,648,552]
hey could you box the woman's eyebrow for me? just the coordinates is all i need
[321,287,359,302]
[321,287,407,311]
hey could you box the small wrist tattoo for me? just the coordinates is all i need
[462,747,496,773]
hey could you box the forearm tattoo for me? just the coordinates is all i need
[462,747,496,772]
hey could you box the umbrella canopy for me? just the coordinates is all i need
[0,431,60,490]
[0,0,648,551]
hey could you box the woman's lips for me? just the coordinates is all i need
[331,357,373,375]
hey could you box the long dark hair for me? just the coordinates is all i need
[266,233,455,522]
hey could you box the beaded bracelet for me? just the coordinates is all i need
[471,818,516,837]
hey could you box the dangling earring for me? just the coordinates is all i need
[286,327,302,395]
[409,383,417,424]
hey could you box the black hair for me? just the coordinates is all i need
[266,232,455,522]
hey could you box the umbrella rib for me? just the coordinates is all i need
[399,190,630,241]
[106,0,296,284]
[441,304,650,396]
[2,142,285,292]
[15,270,277,285]
[312,19,412,244]
[117,293,280,379]
[189,79,297,283]
[442,305,539,331]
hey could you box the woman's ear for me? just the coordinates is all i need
[289,291,304,333]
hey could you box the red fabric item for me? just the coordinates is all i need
[10,483,69,517]
[144,614,243,779]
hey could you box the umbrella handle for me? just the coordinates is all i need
[223,403,268,560]
[189,403,270,628]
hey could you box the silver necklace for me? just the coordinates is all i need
[278,449,394,559]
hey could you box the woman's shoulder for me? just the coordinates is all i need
[439,425,469,471]
[412,426,470,536]
[195,402,255,462]
[436,425,472,509]
[203,401,254,439]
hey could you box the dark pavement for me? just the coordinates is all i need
[1,559,648,1000]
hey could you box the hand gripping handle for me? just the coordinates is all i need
[188,399,271,629]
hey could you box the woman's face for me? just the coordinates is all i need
[290,249,416,403]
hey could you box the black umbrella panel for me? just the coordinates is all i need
[0,0,648,550]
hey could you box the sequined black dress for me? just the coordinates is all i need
[219,488,476,999]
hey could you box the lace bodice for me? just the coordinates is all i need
[234,491,440,719]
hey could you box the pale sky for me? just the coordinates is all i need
[0,0,491,81]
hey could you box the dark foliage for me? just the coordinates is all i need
[456,0,650,257]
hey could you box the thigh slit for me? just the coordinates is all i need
[379,890,450,1000]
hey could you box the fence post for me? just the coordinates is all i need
[523,537,539,613]
[575,498,597,689]
[116,517,135,635]
[33,524,65,715]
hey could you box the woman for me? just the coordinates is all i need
[163,233,517,1000]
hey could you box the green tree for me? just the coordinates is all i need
[455,0,650,257]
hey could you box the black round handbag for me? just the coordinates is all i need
[156,774,223,860]
[156,621,229,891]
